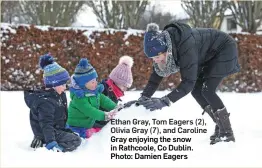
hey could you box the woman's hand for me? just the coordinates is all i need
[139,96,171,111]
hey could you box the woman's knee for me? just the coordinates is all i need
[201,86,216,100]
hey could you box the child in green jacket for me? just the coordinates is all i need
[67,58,120,138]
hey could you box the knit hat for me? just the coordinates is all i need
[143,23,167,58]
[73,58,98,88]
[39,53,70,88]
[109,56,134,88]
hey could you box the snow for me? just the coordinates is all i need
[123,29,144,41]
[35,69,40,74]
[1,23,145,45]
[4,59,10,64]
[0,23,17,34]
[1,91,262,167]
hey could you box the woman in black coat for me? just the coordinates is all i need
[133,22,240,145]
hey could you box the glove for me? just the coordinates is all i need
[123,100,138,108]
[30,137,43,149]
[105,111,118,120]
[45,141,64,152]
[138,95,150,101]
[123,95,151,108]
[139,96,171,111]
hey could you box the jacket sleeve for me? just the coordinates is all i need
[100,94,117,111]
[61,93,68,122]
[167,36,198,103]
[37,101,56,144]
[74,98,105,121]
[141,68,163,98]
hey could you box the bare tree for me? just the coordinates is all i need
[1,1,21,23]
[86,1,122,28]
[137,5,177,30]
[19,1,86,26]
[120,1,148,29]
[87,0,149,29]
[181,0,229,29]
[228,1,262,33]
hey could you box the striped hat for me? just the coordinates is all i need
[73,58,98,88]
[39,54,70,88]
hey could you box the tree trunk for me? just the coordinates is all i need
[229,1,262,33]
[182,0,229,28]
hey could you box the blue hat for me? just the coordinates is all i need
[143,23,167,58]
[73,58,98,88]
[39,53,70,88]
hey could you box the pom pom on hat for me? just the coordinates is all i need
[73,58,98,88]
[144,23,167,58]
[39,54,55,69]
[78,58,89,68]
[146,23,159,32]
[119,55,134,68]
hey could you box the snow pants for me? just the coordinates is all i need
[67,126,101,139]
[55,129,82,152]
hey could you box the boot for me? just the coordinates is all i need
[210,125,219,141]
[202,105,219,140]
[210,107,235,145]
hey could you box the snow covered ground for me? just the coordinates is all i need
[1,91,262,167]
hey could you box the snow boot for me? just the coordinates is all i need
[210,107,235,145]
[210,125,219,141]
[202,105,219,140]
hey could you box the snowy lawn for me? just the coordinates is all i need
[1,91,262,167]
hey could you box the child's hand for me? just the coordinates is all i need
[104,104,124,120]
[105,111,118,120]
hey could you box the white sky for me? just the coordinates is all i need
[74,0,187,28]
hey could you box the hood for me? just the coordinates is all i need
[163,22,193,46]
[24,88,55,109]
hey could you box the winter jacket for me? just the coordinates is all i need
[91,79,121,128]
[24,88,68,144]
[67,92,117,128]
[100,79,120,104]
[142,22,240,103]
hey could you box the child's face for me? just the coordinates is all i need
[85,79,98,90]
[152,52,167,64]
[54,84,66,94]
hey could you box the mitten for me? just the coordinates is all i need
[105,111,117,120]
[45,141,64,152]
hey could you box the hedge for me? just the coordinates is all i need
[1,23,262,92]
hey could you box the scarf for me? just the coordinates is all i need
[69,76,104,98]
[106,79,124,99]
[153,30,180,77]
